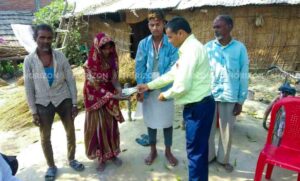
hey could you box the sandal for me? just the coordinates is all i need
[217,162,234,173]
[45,166,57,181]
[97,162,106,172]
[209,157,217,164]
[140,134,149,140]
[135,137,150,146]
[223,163,234,173]
[69,160,85,171]
[112,157,123,167]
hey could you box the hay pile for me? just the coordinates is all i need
[0,67,86,131]
[16,77,24,86]
[0,78,8,87]
[0,63,137,131]
[0,87,32,131]
[118,53,136,85]
[0,45,27,59]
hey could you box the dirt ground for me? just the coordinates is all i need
[0,72,299,181]
[0,101,298,181]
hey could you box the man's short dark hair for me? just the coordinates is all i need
[33,24,53,41]
[148,9,165,21]
[216,15,234,28]
[165,16,191,34]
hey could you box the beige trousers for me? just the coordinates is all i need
[208,102,236,164]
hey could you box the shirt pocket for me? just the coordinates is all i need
[226,55,240,80]
[226,55,239,71]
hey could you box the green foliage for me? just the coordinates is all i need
[34,0,87,66]
[34,0,67,28]
[17,63,23,72]
[64,18,87,66]
[0,61,15,75]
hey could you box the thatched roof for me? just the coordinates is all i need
[68,0,180,15]
[68,0,300,16]
[176,0,300,9]
[0,11,33,60]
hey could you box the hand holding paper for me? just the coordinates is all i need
[121,87,137,97]
[136,84,150,94]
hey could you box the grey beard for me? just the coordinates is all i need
[215,34,223,40]
[214,32,223,40]
[41,47,51,52]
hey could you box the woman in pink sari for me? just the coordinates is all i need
[83,33,126,171]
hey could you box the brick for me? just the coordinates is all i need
[0,0,51,11]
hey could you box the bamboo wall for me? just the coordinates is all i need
[175,5,300,71]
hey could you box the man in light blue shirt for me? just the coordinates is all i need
[135,9,179,166]
[205,15,249,172]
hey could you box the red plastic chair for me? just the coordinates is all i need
[254,97,300,181]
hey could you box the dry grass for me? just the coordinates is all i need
[0,45,27,59]
[118,53,136,85]
[0,62,136,131]
[0,78,9,87]
[249,73,285,104]
[0,86,32,131]
[0,67,84,131]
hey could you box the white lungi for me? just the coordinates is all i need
[142,72,174,129]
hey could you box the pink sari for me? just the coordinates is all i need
[83,33,124,163]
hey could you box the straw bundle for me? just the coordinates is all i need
[0,45,27,59]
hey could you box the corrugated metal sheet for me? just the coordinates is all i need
[68,0,106,14]
[70,0,180,15]
[79,0,135,15]
[177,0,300,9]
[128,0,180,10]
[0,11,33,44]
[68,0,300,16]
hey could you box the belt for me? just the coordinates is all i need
[184,95,213,108]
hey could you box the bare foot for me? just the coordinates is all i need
[112,157,123,167]
[97,162,106,172]
[144,151,157,165]
[165,152,178,167]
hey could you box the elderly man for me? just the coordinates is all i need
[206,15,249,172]
[24,24,84,181]
[135,9,179,166]
[138,16,215,181]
